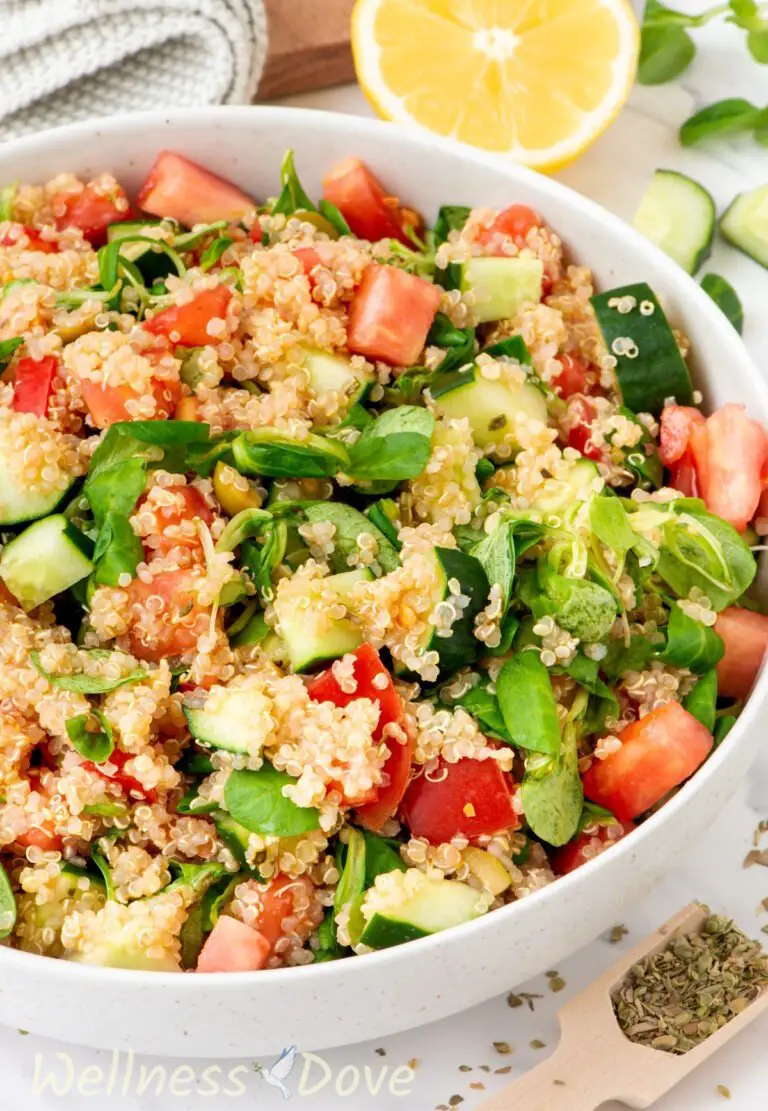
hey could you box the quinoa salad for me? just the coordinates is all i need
[0,149,766,974]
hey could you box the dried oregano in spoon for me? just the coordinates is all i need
[615,914,768,1054]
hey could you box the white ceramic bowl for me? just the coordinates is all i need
[1,107,767,1058]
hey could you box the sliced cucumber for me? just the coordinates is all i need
[183,685,273,755]
[233,428,349,479]
[361,874,489,949]
[303,348,372,409]
[529,458,601,515]
[304,502,400,575]
[213,812,253,865]
[403,547,489,678]
[591,282,693,416]
[326,568,374,605]
[0,469,75,527]
[274,569,364,673]
[720,184,768,269]
[0,514,93,611]
[462,256,543,323]
[431,364,548,451]
[633,170,715,274]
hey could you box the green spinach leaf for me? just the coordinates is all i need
[31,650,147,694]
[521,726,583,846]
[362,831,406,885]
[682,669,718,731]
[496,651,561,756]
[224,765,320,837]
[452,680,513,744]
[658,602,725,673]
[347,406,434,484]
[272,150,316,217]
[66,709,114,763]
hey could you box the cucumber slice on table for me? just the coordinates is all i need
[361,874,489,949]
[720,184,768,269]
[591,282,693,416]
[633,170,715,274]
[0,514,93,610]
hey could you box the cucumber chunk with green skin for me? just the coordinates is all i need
[360,874,489,949]
[431,364,548,451]
[633,170,715,274]
[462,256,543,323]
[274,568,365,672]
[0,514,93,611]
[720,184,768,269]
[303,348,372,410]
[528,458,601,516]
[591,282,693,416]
[401,547,490,678]
[213,812,254,865]
[232,428,349,479]
[304,503,400,575]
[0,467,76,527]
[184,686,273,755]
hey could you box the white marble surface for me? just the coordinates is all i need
[4,8,768,1107]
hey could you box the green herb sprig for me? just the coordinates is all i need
[640,1,768,86]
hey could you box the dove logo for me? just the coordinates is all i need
[253,1045,298,1099]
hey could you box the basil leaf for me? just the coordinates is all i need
[590,495,637,555]
[362,831,406,886]
[682,669,718,731]
[432,205,471,246]
[90,842,116,901]
[748,26,768,61]
[272,150,316,217]
[92,510,144,587]
[657,505,756,611]
[638,25,696,85]
[427,312,471,349]
[347,407,434,484]
[601,635,655,680]
[241,520,288,602]
[452,680,513,744]
[200,236,233,272]
[658,602,725,674]
[521,728,583,847]
[201,873,243,932]
[643,0,698,28]
[175,783,219,816]
[31,650,147,694]
[497,651,561,756]
[680,98,760,146]
[318,199,352,237]
[313,909,345,962]
[166,859,228,896]
[0,336,23,367]
[223,765,320,837]
[700,273,744,333]
[66,709,114,763]
[0,861,16,939]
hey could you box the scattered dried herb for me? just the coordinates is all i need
[374,1047,386,1057]
[493,1041,513,1056]
[458,1065,472,1073]
[469,1082,486,1090]
[744,849,768,869]
[530,1039,546,1050]
[448,1096,464,1107]
[614,914,768,1054]
[548,975,567,993]
[610,924,629,943]
[495,1066,513,1075]
[716,1084,732,1099]
[507,991,543,1010]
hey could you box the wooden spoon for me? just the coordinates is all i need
[476,903,768,1111]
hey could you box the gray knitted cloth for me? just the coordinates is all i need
[0,0,269,140]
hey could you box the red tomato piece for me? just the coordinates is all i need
[82,750,157,804]
[293,246,324,274]
[347,264,441,366]
[80,375,181,430]
[582,702,713,822]
[667,449,699,498]
[248,219,263,244]
[476,204,542,250]
[551,354,588,399]
[400,756,519,845]
[138,151,255,227]
[307,643,412,826]
[140,485,214,559]
[323,158,413,245]
[196,916,270,973]
[659,404,705,466]
[1,225,58,253]
[53,183,130,246]
[249,875,319,955]
[11,356,57,418]
[563,397,603,461]
[715,606,768,700]
[144,286,232,348]
[696,404,768,533]
[127,569,209,661]
[550,821,634,875]
[14,823,63,854]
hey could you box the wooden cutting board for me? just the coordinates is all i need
[259,0,357,100]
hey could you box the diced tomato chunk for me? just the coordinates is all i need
[127,569,209,661]
[477,204,542,250]
[53,182,130,246]
[138,151,254,227]
[307,643,412,825]
[347,264,440,366]
[249,875,319,955]
[1,225,58,253]
[138,485,214,559]
[696,404,768,533]
[80,375,181,430]
[196,916,270,973]
[582,702,713,822]
[11,356,57,418]
[248,219,263,244]
[323,158,414,245]
[552,354,588,399]
[400,756,519,845]
[550,821,634,875]
[667,449,699,497]
[82,750,157,803]
[144,286,232,348]
[12,794,63,854]
[715,606,768,700]
[563,397,603,461]
[659,404,705,466]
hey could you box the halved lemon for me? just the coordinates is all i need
[352,0,640,172]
